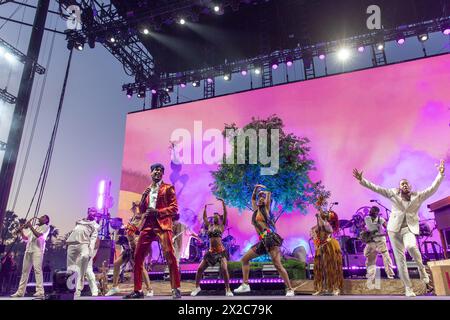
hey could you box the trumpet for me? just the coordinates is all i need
[12,217,38,236]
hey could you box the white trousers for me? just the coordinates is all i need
[16,251,44,295]
[85,257,98,295]
[364,239,395,281]
[67,243,90,293]
[388,227,425,288]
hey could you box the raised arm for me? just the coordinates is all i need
[264,191,271,213]
[203,204,210,228]
[218,198,227,226]
[251,184,266,210]
[418,160,445,201]
[353,168,393,199]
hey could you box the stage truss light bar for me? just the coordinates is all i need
[0,37,45,74]
[120,16,449,99]
[0,87,17,104]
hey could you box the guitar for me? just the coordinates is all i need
[359,230,387,243]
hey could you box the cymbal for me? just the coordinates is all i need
[338,219,353,229]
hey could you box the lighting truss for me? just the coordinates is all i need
[0,37,45,74]
[122,16,450,95]
[0,87,17,104]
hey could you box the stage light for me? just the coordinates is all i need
[137,86,146,98]
[376,43,384,51]
[207,78,214,83]
[286,56,294,67]
[270,58,279,70]
[192,80,200,87]
[4,52,16,64]
[223,73,231,81]
[165,83,174,92]
[76,42,84,51]
[180,82,186,88]
[143,28,150,35]
[179,18,186,25]
[254,68,261,75]
[214,5,220,12]
[397,38,405,45]
[151,89,157,94]
[109,36,116,43]
[418,33,428,42]
[126,88,133,99]
[337,48,351,61]
[241,69,248,76]
[443,27,450,35]
[358,46,365,52]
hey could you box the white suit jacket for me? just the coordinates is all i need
[360,172,444,235]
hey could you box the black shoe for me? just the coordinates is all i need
[172,288,182,299]
[123,291,144,299]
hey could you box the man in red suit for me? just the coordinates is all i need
[124,163,181,299]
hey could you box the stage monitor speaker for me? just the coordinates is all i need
[94,239,115,269]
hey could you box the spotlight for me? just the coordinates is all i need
[223,73,231,81]
[318,54,326,60]
[76,42,84,51]
[207,78,214,83]
[179,18,186,25]
[143,28,150,35]
[397,38,405,45]
[241,69,248,76]
[286,56,294,67]
[151,89,157,94]
[337,48,351,61]
[214,5,220,12]
[192,80,200,87]
[358,46,365,52]
[443,27,450,35]
[418,33,428,42]
[4,52,16,64]
[109,36,116,43]
[137,86,146,98]
[271,59,279,70]
[254,68,261,75]
[165,84,174,92]
[126,88,133,99]
[376,43,384,51]
[180,82,186,88]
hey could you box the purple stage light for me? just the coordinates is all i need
[319,54,326,60]
[180,83,186,88]
[272,63,278,70]
[241,70,248,76]
[207,78,214,83]
[151,89,157,94]
[397,38,405,45]
[444,28,450,35]
[358,46,365,52]
[286,61,293,67]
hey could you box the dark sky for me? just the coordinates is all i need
[0,2,449,234]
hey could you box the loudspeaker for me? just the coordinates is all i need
[94,239,115,269]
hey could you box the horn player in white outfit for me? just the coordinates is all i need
[353,159,445,297]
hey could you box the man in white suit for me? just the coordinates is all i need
[353,159,445,297]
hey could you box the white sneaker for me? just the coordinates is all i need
[286,289,295,297]
[332,289,340,296]
[405,287,416,297]
[10,292,23,298]
[225,290,234,297]
[366,280,376,290]
[33,292,45,298]
[233,283,251,294]
[420,269,430,284]
[105,287,120,296]
[91,291,98,297]
[387,275,394,279]
[312,291,323,296]
[146,290,154,297]
[74,291,81,298]
[190,287,201,296]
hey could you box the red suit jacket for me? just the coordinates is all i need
[139,182,179,231]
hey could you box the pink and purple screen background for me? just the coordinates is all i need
[119,54,450,258]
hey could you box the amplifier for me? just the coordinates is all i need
[93,239,115,269]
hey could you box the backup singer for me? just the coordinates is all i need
[66,208,99,298]
[124,163,181,299]
[106,202,153,296]
[11,215,50,298]
[353,159,445,297]
[362,206,395,290]
[311,197,344,296]
[191,198,233,297]
[234,184,294,296]
[84,208,101,296]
